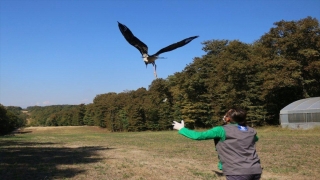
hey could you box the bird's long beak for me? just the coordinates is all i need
[145,62,148,68]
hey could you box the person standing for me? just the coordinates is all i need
[172,108,262,180]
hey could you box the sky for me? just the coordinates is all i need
[1,0,319,108]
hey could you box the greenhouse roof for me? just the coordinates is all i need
[280,97,320,114]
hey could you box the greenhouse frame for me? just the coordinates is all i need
[280,97,320,129]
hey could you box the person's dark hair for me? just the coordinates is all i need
[227,108,247,125]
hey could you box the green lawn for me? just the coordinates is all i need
[1,126,319,180]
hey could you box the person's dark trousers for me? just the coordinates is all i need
[226,174,261,180]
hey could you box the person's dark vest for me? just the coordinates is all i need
[216,124,262,175]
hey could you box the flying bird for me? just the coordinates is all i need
[117,21,198,78]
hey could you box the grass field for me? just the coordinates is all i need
[1,126,319,180]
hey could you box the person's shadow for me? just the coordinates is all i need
[212,170,224,177]
[0,140,113,179]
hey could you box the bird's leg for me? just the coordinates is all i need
[153,63,157,78]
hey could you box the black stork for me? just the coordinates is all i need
[117,21,198,78]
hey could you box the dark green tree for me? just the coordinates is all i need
[0,104,26,135]
[83,103,95,126]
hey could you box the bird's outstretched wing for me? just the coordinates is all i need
[152,36,199,56]
[118,22,148,55]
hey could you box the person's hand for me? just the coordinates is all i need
[172,120,184,130]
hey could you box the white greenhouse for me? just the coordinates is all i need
[280,97,320,129]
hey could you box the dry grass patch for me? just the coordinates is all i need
[1,126,319,179]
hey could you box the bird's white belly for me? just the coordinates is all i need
[143,56,158,64]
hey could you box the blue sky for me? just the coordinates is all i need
[1,0,319,108]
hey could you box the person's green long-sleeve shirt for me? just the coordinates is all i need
[179,124,259,142]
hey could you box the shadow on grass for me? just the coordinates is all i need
[212,170,224,176]
[0,129,32,137]
[0,140,113,179]
[13,130,33,134]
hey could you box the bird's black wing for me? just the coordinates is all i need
[152,36,199,56]
[117,21,148,55]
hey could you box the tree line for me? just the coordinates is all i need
[2,17,319,133]
[0,105,27,135]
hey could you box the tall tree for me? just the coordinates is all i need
[257,16,320,123]
[0,104,26,134]
[83,103,95,126]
